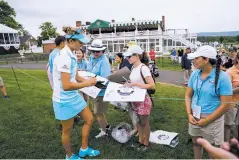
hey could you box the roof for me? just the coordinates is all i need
[20,35,31,44]
[0,24,18,33]
[86,19,164,33]
[87,19,110,30]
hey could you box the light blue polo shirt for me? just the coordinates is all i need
[188,68,232,114]
[77,60,87,70]
[52,45,86,120]
[87,54,111,96]
[48,48,60,73]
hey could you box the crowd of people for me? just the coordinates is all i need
[2,25,239,159]
[46,30,239,159]
[46,27,156,159]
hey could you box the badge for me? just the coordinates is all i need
[192,105,201,120]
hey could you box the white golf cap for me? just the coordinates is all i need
[123,45,143,56]
[88,39,106,51]
[187,45,217,60]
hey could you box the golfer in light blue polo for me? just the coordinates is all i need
[185,45,232,159]
[52,26,100,159]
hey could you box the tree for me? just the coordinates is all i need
[36,36,43,47]
[18,24,30,36]
[219,36,224,43]
[0,0,19,29]
[236,35,239,44]
[39,22,59,40]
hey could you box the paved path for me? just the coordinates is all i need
[0,63,185,86]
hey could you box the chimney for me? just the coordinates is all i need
[111,19,115,23]
[132,18,135,21]
[162,16,165,29]
[86,21,91,25]
[76,21,82,27]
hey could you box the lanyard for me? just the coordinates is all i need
[196,76,206,105]
[90,56,103,69]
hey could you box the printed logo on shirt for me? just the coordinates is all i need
[62,65,69,70]
[209,80,215,84]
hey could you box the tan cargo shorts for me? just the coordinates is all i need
[93,96,109,114]
[188,115,224,146]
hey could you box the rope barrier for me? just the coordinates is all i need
[10,67,239,105]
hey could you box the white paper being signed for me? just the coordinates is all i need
[78,71,108,98]
[103,82,146,102]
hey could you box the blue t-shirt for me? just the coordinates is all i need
[77,60,87,70]
[87,54,111,96]
[171,50,176,56]
[188,68,232,114]
[48,48,60,73]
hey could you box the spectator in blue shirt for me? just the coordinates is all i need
[76,49,88,71]
[46,36,66,89]
[171,48,177,64]
[185,45,232,159]
[76,49,89,102]
[87,39,111,138]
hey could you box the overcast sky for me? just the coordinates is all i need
[6,0,239,37]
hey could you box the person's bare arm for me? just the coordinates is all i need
[185,87,198,125]
[61,72,96,91]
[75,70,87,83]
[131,76,155,89]
[198,95,232,126]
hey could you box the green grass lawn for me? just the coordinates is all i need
[0,69,196,159]
[156,57,183,72]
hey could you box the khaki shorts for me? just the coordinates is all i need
[93,96,108,114]
[225,107,238,125]
[188,115,224,146]
[0,77,4,87]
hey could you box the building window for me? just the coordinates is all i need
[9,33,14,44]
[0,33,4,44]
[14,34,20,44]
[4,33,10,44]
[156,39,160,45]
[108,41,113,52]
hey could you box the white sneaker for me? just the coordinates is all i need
[95,130,107,138]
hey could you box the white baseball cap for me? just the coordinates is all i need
[123,45,143,57]
[187,45,217,60]
[88,39,106,51]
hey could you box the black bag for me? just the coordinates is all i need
[151,64,159,78]
[139,65,155,106]
[140,65,156,95]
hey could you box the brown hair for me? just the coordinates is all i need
[139,52,150,66]
[234,53,239,65]
[62,26,77,34]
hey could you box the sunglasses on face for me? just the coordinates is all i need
[91,50,101,53]
[127,53,137,59]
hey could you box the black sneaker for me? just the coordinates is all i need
[106,125,112,134]
[4,96,9,99]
